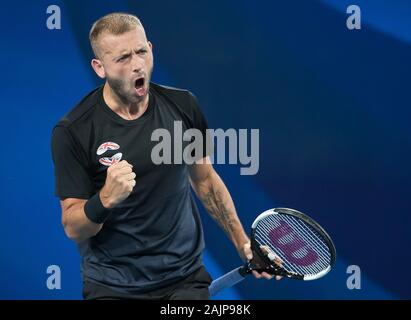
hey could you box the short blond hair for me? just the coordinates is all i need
[89,12,143,58]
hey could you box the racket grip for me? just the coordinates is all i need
[209,266,247,297]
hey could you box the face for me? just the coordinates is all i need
[92,26,154,104]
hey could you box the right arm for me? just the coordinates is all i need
[60,198,102,243]
[60,160,136,243]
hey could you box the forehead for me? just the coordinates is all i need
[99,27,147,56]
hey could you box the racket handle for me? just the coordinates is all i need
[209,266,247,297]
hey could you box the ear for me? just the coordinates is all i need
[148,41,153,51]
[91,58,106,79]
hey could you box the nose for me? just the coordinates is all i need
[131,53,143,73]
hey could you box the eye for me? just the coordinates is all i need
[117,55,129,62]
[138,49,147,55]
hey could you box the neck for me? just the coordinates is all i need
[103,83,149,121]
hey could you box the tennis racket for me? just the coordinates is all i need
[209,207,336,296]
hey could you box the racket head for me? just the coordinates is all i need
[250,207,336,280]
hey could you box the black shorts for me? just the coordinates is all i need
[82,266,213,300]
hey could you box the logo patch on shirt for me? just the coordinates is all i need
[97,141,122,166]
[99,152,123,166]
[97,142,120,156]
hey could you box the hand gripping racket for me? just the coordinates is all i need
[209,208,336,296]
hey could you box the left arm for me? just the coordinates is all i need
[188,158,250,260]
[189,158,274,280]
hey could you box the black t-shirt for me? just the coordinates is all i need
[51,83,209,294]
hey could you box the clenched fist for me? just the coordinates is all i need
[99,160,136,208]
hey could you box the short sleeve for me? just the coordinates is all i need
[188,92,214,159]
[51,126,94,199]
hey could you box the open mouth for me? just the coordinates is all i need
[135,77,145,88]
[134,77,146,96]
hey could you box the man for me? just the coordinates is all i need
[51,12,275,300]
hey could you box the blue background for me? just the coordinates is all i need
[1,0,410,299]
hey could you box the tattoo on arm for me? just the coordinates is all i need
[202,188,235,237]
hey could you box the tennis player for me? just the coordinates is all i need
[51,12,275,300]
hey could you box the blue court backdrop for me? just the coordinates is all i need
[0,0,410,299]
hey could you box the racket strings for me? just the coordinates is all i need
[255,214,332,276]
[264,214,331,261]
[255,224,326,276]
[262,215,331,273]
[259,216,330,274]
[257,216,329,262]
[281,215,331,264]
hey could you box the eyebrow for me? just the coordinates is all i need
[114,52,131,61]
[114,46,147,59]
